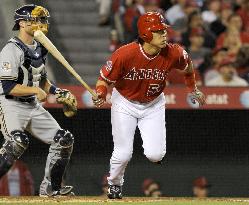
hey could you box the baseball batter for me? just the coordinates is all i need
[93,12,205,199]
[0,5,77,196]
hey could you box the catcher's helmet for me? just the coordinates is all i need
[137,12,169,43]
[13,4,50,31]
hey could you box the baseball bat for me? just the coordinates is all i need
[34,30,98,99]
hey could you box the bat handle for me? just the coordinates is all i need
[89,89,98,99]
[82,82,98,99]
[74,74,98,99]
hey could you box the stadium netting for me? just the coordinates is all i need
[1,109,249,197]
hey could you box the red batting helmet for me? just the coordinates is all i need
[137,12,169,43]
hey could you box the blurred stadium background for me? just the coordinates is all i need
[0,0,249,198]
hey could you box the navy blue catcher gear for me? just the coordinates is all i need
[0,130,29,178]
[50,129,74,191]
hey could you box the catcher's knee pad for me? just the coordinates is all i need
[0,130,29,177]
[53,129,74,158]
[54,129,74,148]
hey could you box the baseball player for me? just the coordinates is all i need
[93,12,205,199]
[0,5,77,196]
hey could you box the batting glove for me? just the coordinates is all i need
[189,88,206,106]
[92,85,107,108]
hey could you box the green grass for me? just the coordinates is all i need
[0,197,249,205]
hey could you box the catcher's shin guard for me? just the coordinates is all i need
[40,129,74,195]
[0,131,29,178]
[50,158,69,191]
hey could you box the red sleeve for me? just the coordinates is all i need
[100,50,123,83]
[172,45,189,70]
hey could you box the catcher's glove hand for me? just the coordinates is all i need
[55,88,77,117]
[189,88,206,106]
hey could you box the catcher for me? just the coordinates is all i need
[0,4,77,196]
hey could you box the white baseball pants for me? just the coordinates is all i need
[107,89,166,186]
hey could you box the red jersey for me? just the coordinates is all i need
[100,42,189,103]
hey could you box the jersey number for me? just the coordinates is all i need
[147,84,164,97]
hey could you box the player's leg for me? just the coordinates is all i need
[107,104,137,199]
[0,130,29,177]
[0,99,30,178]
[39,129,74,197]
[138,105,166,163]
[27,105,74,196]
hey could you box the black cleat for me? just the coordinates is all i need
[107,185,122,199]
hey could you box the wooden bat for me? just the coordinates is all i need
[34,30,98,98]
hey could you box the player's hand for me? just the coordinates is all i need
[92,95,105,108]
[92,85,107,108]
[190,88,205,106]
[55,88,77,117]
[36,87,47,102]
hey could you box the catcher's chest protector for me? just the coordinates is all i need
[8,37,48,87]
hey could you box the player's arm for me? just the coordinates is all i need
[40,77,75,100]
[183,60,205,106]
[173,46,205,106]
[93,52,123,107]
[39,76,67,96]
[39,77,77,116]
[4,82,47,101]
[96,77,110,94]
[183,60,197,92]
[0,43,46,101]
[93,77,111,107]
[39,77,54,94]
[92,77,111,107]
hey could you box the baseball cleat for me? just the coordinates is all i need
[107,185,122,199]
[40,185,74,197]
[51,186,75,197]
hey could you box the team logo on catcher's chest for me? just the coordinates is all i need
[34,52,40,58]
[1,62,11,70]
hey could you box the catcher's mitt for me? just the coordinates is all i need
[55,89,77,117]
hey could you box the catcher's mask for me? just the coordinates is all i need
[13,4,50,34]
